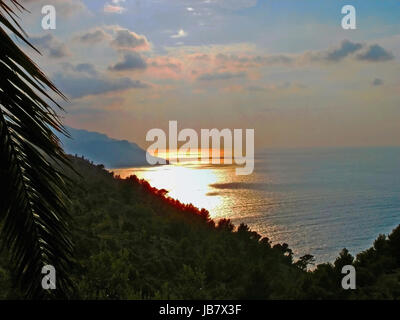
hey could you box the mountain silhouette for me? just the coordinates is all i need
[58,127,164,168]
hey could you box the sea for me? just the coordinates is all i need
[113,147,400,264]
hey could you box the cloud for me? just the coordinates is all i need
[372,78,384,86]
[295,41,394,64]
[111,29,150,51]
[77,27,149,52]
[104,3,126,14]
[30,34,70,59]
[357,44,394,62]
[147,57,183,78]
[109,53,148,71]
[295,40,364,64]
[171,29,188,39]
[75,64,98,76]
[197,71,247,81]
[150,59,181,72]
[188,53,211,61]
[213,41,392,68]
[202,41,394,72]
[63,63,98,76]
[78,29,108,44]
[215,53,295,68]
[324,40,363,62]
[53,73,149,99]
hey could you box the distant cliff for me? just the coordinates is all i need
[58,127,164,168]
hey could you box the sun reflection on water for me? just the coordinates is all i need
[112,161,227,219]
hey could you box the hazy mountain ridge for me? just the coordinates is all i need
[58,127,163,168]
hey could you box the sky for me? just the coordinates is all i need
[16,0,400,149]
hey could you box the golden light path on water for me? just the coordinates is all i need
[112,161,230,220]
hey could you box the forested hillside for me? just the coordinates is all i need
[1,156,399,299]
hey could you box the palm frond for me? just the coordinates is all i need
[0,0,73,298]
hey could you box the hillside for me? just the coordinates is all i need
[1,156,400,299]
[58,127,164,168]
[65,157,304,299]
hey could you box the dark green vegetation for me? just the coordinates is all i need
[1,156,399,299]
[0,0,72,298]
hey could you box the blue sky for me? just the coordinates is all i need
[17,0,400,148]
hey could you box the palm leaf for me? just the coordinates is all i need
[0,0,73,298]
